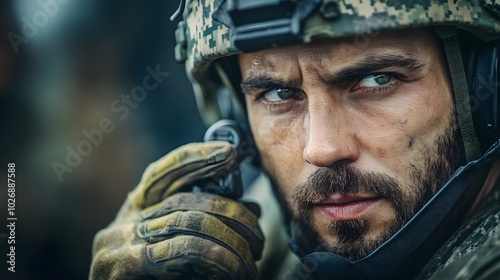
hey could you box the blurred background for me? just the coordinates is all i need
[0,1,207,279]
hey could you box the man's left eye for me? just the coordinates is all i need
[359,74,393,87]
[263,88,301,102]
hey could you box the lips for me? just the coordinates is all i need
[314,195,382,222]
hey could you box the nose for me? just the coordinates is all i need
[303,97,360,167]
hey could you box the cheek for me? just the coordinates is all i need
[248,110,306,199]
[398,73,454,148]
[353,74,453,178]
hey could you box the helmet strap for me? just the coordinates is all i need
[435,26,481,161]
[214,61,247,119]
[214,62,240,106]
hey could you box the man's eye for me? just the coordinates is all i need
[263,88,301,101]
[359,74,393,87]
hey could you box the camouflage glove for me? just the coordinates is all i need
[90,142,264,279]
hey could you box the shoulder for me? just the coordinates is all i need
[428,225,500,279]
[424,189,500,279]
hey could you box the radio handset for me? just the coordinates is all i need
[192,120,253,200]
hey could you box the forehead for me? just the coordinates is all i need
[238,29,439,72]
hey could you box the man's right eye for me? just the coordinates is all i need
[262,88,302,102]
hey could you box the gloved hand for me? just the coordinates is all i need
[90,142,264,280]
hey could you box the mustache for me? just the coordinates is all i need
[293,166,404,210]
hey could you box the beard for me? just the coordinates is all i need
[270,112,464,261]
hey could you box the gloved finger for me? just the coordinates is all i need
[92,207,260,280]
[144,213,258,280]
[91,219,148,280]
[141,192,264,259]
[91,242,146,280]
[128,141,238,210]
[147,235,255,280]
[92,235,251,280]
[92,223,136,258]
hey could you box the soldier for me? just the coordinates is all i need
[90,0,500,279]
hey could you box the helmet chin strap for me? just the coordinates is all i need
[295,142,499,280]
[434,26,482,162]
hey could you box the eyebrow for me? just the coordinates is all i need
[240,76,299,94]
[240,54,426,93]
[326,54,426,83]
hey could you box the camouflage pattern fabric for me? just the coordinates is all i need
[417,187,500,279]
[183,0,500,74]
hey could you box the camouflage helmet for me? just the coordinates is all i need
[174,0,500,161]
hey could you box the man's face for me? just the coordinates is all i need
[238,29,463,260]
